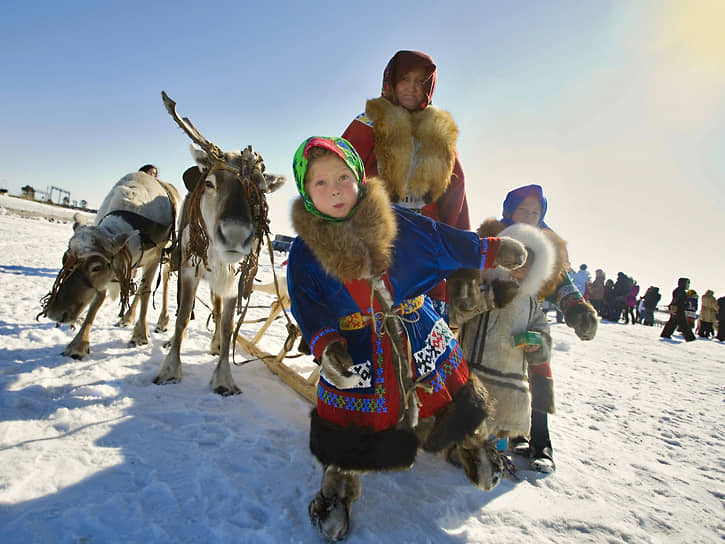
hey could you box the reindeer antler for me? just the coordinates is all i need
[161,91,224,162]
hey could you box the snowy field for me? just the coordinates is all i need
[0,197,723,544]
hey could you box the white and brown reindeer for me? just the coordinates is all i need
[152,91,285,395]
[40,172,181,358]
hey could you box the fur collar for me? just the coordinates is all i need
[366,97,457,203]
[291,177,397,282]
[477,218,569,299]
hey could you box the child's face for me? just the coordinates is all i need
[394,67,427,112]
[305,154,360,219]
[512,195,542,226]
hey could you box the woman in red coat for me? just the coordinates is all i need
[342,50,469,318]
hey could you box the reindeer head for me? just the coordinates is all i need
[162,91,285,268]
[41,220,136,324]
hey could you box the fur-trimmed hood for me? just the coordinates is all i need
[365,97,457,204]
[291,177,397,282]
[481,223,555,297]
[477,217,568,299]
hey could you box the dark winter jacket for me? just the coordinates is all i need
[643,287,661,310]
[668,278,690,313]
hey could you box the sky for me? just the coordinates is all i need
[1,202,723,543]
[1,0,724,298]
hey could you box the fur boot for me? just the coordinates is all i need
[309,465,361,542]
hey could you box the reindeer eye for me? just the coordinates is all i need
[205,180,215,189]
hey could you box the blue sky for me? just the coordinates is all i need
[2,1,724,297]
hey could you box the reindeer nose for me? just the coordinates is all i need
[216,220,253,249]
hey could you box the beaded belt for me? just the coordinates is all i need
[339,295,425,330]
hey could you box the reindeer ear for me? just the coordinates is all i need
[189,143,207,163]
[183,166,202,193]
[262,173,286,193]
[108,231,138,254]
[72,212,88,231]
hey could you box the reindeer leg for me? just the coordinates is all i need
[154,267,198,384]
[155,261,171,333]
[210,295,240,396]
[130,259,160,346]
[210,291,222,355]
[64,290,106,359]
[309,465,361,542]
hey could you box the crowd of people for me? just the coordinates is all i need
[571,266,724,342]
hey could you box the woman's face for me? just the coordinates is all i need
[511,194,542,226]
[394,67,427,112]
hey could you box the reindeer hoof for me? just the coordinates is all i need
[63,343,89,359]
[153,375,180,385]
[213,384,242,396]
[154,325,168,333]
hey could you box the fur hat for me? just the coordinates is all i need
[291,136,366,223]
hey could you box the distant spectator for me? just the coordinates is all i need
[641,286,661,326]
[661,277,696,341]
[139,164,159,177]
[717,295,725,341]
[572,264,591,296]
[684,289,699,328]
[603,279,617,321]
[613,272,633,323]
[587,269,605,316]
[697,290,717,338]
[623,281,639,325]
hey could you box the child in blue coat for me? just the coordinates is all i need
[287,136,526,541]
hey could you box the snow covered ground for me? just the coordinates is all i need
[0,198,723,543]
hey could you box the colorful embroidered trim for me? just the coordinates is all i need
[338,295,425,330]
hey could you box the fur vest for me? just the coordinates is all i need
[366,97,458,205]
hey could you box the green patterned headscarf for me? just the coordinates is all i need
[292,136,366,223]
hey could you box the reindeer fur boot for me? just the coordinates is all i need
[309,465,361,542]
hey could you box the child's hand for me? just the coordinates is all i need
[523,344,541,353]
[493,237,527,270]
[320,341,359,389]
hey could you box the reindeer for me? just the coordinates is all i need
[153,92,285,395]
[40,172,181,358]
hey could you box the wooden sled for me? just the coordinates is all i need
[235,280,318,404]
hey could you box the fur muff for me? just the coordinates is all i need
[366,97,457,204]
[420,374,493,453]
[291,177,397,281]
[477,218,568,299]
[309,410,418,471]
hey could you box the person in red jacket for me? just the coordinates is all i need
[342,50,469,319]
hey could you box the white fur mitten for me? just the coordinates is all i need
[320,341,360,389]
[493,237,527,270]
